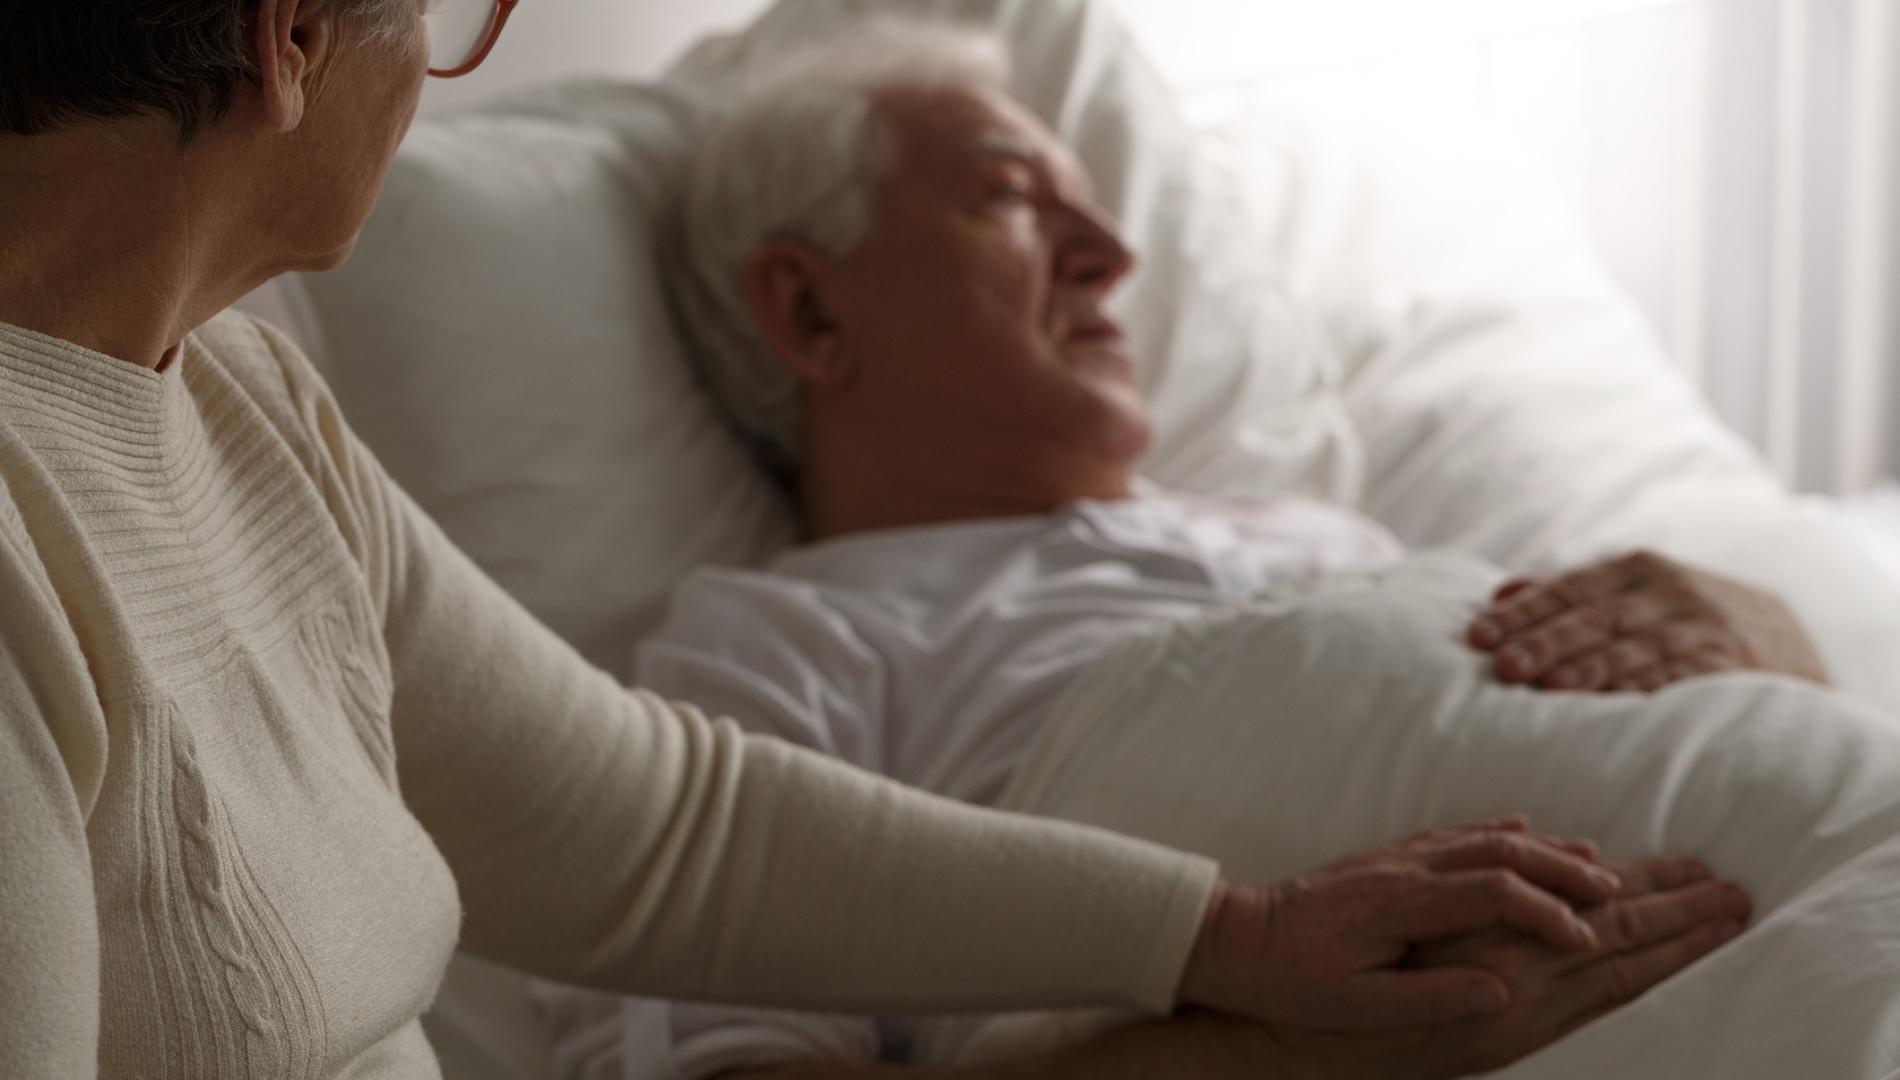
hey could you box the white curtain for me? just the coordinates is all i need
[1116,0,1900,494]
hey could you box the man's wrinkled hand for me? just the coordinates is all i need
[1246,854,1752,1080]
[1467,551,1829,693]
[1176,817,1623,1032]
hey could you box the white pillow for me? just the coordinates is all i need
[292,87,795,676]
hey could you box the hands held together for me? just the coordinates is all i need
[1176,818,1749,1078]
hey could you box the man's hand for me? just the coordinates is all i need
[1250,854,1752,1080]
[1467,551,1829,693]
[1177,818,1625,1031]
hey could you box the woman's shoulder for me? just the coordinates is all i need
[190,308,332,404]
[187,308,351,472]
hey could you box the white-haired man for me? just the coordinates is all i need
[532,22,1802,1079]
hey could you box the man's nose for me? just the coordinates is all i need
[1058,204,1136,291]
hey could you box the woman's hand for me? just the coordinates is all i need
[1177,854,1750,1080]
[1467,551,1829,692]
[1177,817,1623,1031]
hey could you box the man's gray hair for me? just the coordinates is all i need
[0,0,413,143]
[670,20,1012,479]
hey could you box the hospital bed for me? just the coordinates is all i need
[236,0,1900,1075]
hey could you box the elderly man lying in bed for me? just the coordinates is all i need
[527,23,1900,1080]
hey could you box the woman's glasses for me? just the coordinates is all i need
[425,0,519,78]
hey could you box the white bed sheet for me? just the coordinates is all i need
[934,553,1900,1077]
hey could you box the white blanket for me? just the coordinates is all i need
[918,554,1900,1076]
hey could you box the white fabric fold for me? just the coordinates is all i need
[937,553,1900,1076]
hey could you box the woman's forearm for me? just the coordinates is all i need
[356,395,1219,1010]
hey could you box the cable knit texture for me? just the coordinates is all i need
[0,312,1217,1078]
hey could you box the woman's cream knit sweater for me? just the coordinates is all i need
[0,311,1216,1078]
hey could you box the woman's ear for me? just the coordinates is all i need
[249,0,339,133]
[742,242,853,386]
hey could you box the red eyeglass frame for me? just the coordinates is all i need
[427,0,520,79]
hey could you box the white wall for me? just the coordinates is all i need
[419,0,771,112]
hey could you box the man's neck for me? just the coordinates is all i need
[798,418,1136,542]
[0,121,261,370]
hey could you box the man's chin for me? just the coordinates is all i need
[1113,411,1157,463]
[1086,385,1156,464]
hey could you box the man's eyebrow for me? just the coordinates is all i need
[971,132,1046,167]
[971,131,1095,198]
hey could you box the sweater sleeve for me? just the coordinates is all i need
[0,516,106,1078]
[278,337,1219,1016]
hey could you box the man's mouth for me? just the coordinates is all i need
[1067,315,1126,344]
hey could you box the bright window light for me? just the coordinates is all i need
[1110,0,1703,80]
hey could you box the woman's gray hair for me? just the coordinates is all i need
[670,20,1011,480]
[0,0,413,142]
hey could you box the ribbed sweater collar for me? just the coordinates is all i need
[0,321,184,450]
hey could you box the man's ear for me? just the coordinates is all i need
[742,242,852,386]
[249,0,338,133]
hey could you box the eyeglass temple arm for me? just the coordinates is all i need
[427,0,520,79]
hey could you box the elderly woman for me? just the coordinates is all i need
[0,2,1710,1077]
